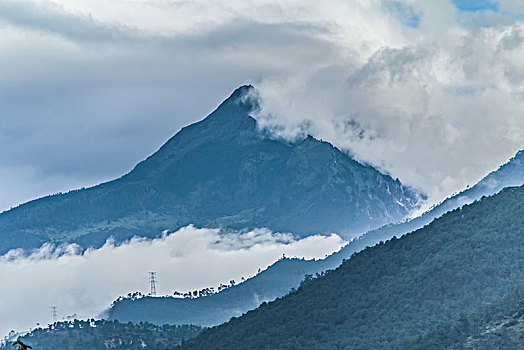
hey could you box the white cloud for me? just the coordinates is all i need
[253,7,524,206]
[0,226,345,338]
[499,0,524,15]
[0,0,522,213]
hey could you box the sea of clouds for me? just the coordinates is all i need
[0,226,345,338]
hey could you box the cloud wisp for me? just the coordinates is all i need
[0,225,345,338]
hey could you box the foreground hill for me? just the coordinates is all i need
[409,286,524,349]
[177,185,524,349]
[107,149,524,328]
[0,320,202,350]
[0,85,420,254]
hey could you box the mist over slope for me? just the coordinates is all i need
[178,184,524,349]
[0,86,421,255]
[342,148,524,250]
[106,149,524,328]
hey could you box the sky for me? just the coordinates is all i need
[0,0,523,213]
[1,0,524,339]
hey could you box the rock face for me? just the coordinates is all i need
[0,85,421,254]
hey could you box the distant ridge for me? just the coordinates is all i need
[0,86,421,255]
[107,148,524,328]
[351,148,524,247]
[10,183,524,349]
[178,184,524,349]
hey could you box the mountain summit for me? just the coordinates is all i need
[0,86,422,254]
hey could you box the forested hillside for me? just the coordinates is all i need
[109,149,524,328]
[177,185,524,349]
[108,255,344,326]
[0,320,202,350]
[409,286,524,349]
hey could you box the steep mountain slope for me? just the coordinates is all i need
[106,149,524,328]
[409,286,524,349]
[0,86,420,255]
[177,185,524,349]
[357,148,524,245]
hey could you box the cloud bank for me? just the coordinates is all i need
[0,226,345,338]
[0,0,523,212]
[254,20,524,204]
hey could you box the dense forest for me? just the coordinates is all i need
[1,320,202,350]
[409,285,524,349]
[177,185,524,349]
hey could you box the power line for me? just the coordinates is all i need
[149,272,157,296]
[51,306,58,324]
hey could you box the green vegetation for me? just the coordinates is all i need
[108,256,344,326]
[1,320,202,350]
[409,285,524,349]
[11,339,31,350]
[177,185,524,349]
[108,149,524,328]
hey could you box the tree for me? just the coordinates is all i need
[12,339,32,350]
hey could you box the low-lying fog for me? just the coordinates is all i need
[0,226,345,338]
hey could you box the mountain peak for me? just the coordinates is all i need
[184,85,259,132]
[213,84,258,114]
[0,85,422,253]
[230,84,255,98]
